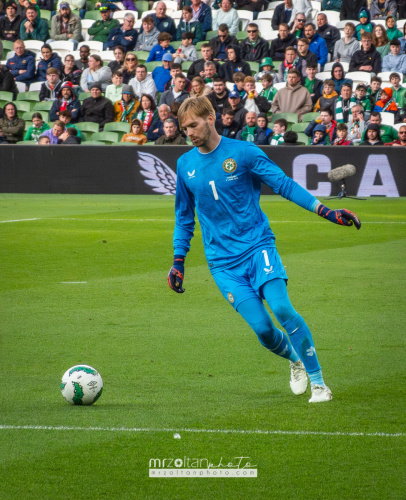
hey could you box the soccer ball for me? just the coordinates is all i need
[61,364,103,405]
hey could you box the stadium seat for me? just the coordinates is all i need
[255,20,278,41]
[78,92,91,101]
[380,112,395,126]
[171,41,182,49]
[17,92,40,108]
[291,122,309,133]
[76,121,100,134]
[378,72,403,84]
[113,9,139,21]
[257,11,274,19]
[17,140,37,144]
[15,101,32,114]
[319,10,340,26]
[145,61,162,72]
[393,123,406,132]
[249,61,259,75]
[33,101,54,112]
[345,71,371,85]
[302,112,320,122]
[181,61,193,71]
[273,82,286,90]
[296,133,309,145]
[2,40,14,53]
[316,71,331,81]
[15,81,27,93]
[136,50,151,62]
[135,0,149,16]
[0,91,13,102]
[84,10,102,21]
[205,31,218,41]
[104,122,131,135]
[267,0,283,9]
[84,140,106,144]
[336,20,359,29]
[29,81,45,92]
[91,131,119,143]
[23,40,44,53]
[271,112,298,126]
[78,40,103,52]
[236,31,248,41]
[113,141,136,145]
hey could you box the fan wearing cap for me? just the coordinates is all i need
[373,87,398,114]
[50,81,81,122]
[113,84,140,123]
[0,1,24,42]
[360,122,384,145]
[354,83,372,119]
[355,10,373,41]
[80,82,114,131]
[151,52,173,93]
[55,0,86,18]
[88,4,119,44]
[255,56,279,83]
[48,2,82,49]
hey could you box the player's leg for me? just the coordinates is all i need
[237,297,300,362]
[262,278,332,402]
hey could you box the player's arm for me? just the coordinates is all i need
[168,165,196,293]
[248,146,361,229]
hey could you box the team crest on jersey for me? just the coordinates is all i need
[227,292,234,303]
[223,158,237,174]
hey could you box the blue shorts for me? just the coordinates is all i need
[211,247,288,311]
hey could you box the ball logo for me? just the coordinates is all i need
[227,292,235,303]
[174,459,183,468]
[223,158,237,174]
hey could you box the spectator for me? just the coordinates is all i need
[121,118,148,144]
[304,62,323,105]
[189,76,211,98]
[390,73,406,110]
[385,124,406,146]
[142,2,176,39]
[121,52,138,84]
[80,54,112,92]
[399,24,406,53]
[129,64,157,102]
[236,111,268,145]
[372,24,391,60]
[333,123,353,145]
[347,105,367,144]
[224,90,248,128]
[113,84,140,123]
[0,63,18,98]
[187,43,219,80]
[360,122,384,145]
[40,120,65,144]
[59,126,81,144]
[304,23,328,68]
[108,46,125,73]
[370,0,397,19]
[24,111,49,142]
[278,46,302,82]
[202,61,217,86]
[289,12,306,39]
[104,13,137,51]
[280,130,300,144]
[210,24,238,62]
[151,53,173,93]
[133,93,157,135]
[56,0,86,19]
[232,71,246,95]
[80,82,114,130]
[147,103,172,141]
[334,82,354,123]
[362,110,398,142]
[258,73,277,105]
[39,67,62,101]
[333,22,358,63]
[207,76,229,113]
[316,13,340,56]
[382,39,406,73]
[255,56,279,83]
[38,135,50,144]
[355,10,373,41]
[212,0,239,36]
[58,108,82,138]
[135,16,159,52]
[354,83,372,118]
[75,44,89,70]
[36,44,62,82]
[176,5,203,43]
[218,44,251,83]
[19,5,48,41]
[368,75,382,107]
[189,0,212,38]
[215,107,240,138]
[155,117,187,144]
[340,0,367,22]
[270,117,287,145]
[330,62,352,94]
[272,0,297,30]
[349,32,382,74]
[240,23,270,62]
[0,1,23,42]
[164,65,189,92]
[373,86,398,114]
[385,14,402,41]
[174,32,198,65]
[87,4,119,44]
[105,69,124,102]
[49,81,80,122]
[314,79,338,113]
[257,112,272,142]
[292,0,312,21]
[16,0,38,19]
[147,32,175,62]
[321,0,341,12]
[6,39,35,86]
[160,73,190,106]
[270,23,298,61]
[271,67,312,121]
[48,2,82,49]
[241,75,271,113]
[60,54,82,90]
[304,108,337,143]
[296,37,317,78]
[310,123,327,144]
[169,100,181,121]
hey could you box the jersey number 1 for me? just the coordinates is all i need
[209,180,219,201]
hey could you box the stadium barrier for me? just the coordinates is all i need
[0,146,404,197]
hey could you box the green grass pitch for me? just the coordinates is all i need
[0,193,405,500]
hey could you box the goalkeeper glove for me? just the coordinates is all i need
[317,204,361,230]
[168,255,185,293]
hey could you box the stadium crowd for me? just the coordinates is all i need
[0,0,405,145]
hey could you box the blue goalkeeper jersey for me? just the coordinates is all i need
[173,137,318,272]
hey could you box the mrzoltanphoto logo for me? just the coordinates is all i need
[149,456,257,478]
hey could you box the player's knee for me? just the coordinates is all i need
[281,312,305,335]
[252,317,278,348]
[272,301,297,326]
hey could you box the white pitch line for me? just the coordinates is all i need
[0,218,42,223]
[59,281,87,284]
[0,425,404,438]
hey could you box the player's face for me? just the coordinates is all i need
[181,112,213,148]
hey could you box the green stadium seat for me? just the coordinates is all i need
[15,101,32,114]
[104,122,131,134]
[0,91,14,102]
[296,132,309,145]
[135,0,149,15]
[195,41,205,50]
[91,131,119,143]
[249,62,259,75]
[112,142,136,145]
[171,41,182,49]
[136,50,150,62]
[180,61,193,71]
[84,140,106,144]
[291,122,309,133]
[236,31,248,41]
[33,101,54,112]
[145,61,162,72]
[85,10,102,20]
[271,112,298,124]
[17,140,37,144]
[40,9,51,20]
[75,122,100,134]
[302,112,320,122]
[205,31,218,41]
[79,92,91,101]
[17,92,40,109]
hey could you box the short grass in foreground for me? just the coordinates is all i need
[0,194,405,500]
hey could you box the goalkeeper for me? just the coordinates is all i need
[168,97,361,403]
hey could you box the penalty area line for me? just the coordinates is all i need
[0,425,404,438]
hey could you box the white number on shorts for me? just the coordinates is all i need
[262,249,270,267]
[209,180,219,201]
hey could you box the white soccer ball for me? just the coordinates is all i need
[61,364,103,405]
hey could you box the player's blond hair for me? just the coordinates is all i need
[178,97,215,128]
